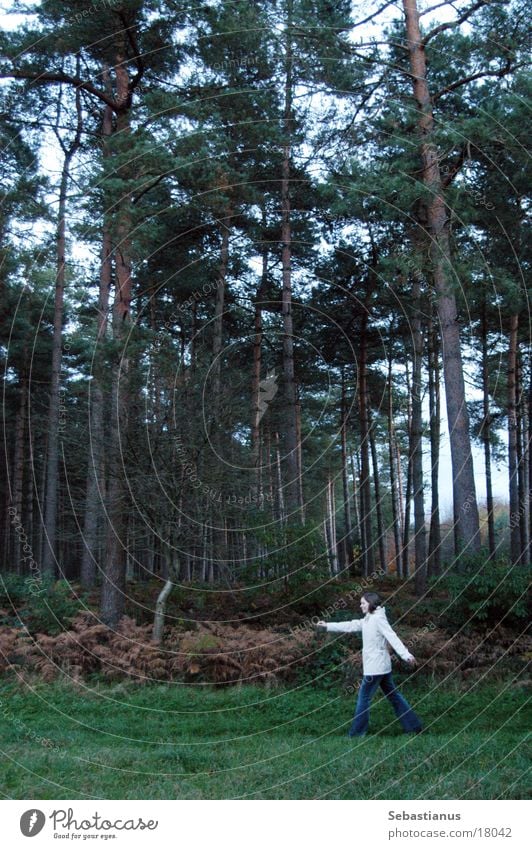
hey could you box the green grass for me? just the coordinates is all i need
[0,675,529,799]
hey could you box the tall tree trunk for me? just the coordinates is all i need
[411,273,427,595]
[427,311,442,575]
[341,371,353,571]
[295,390,305,521]
[210,209,231,576]
[387,353,402,576]
[480,298,496,558]
[403,0,480,552]
[101,49,134,627]
[251,227,268,500]
[280,0,301,517]
[395,438,405,561]
[507,313,520,566]
[350,452,362,574]
[275,431,285,524]
[12,374,27,572]
[42,82,83,579]
[81,98,113,589]
[325,476,339,576]
[212,214,231,405]
[516,349,528,563]
[401,359,413,579]
[368,406,386,573]
[359,315,374,577]
[528,370,532,558]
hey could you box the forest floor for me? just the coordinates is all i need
[0,677,529,799]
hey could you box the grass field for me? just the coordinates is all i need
[0,675,529,800]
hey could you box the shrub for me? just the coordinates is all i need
[293,634,351,690]
[435,554,530,630]
[0,576,88,636]
[0,574,31,612]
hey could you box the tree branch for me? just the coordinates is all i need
[132,174,166,205]
[432,59,526,100]
[117,11,145,94]
[0,68,120,111]
[422,0,490,46]
[441,142,470,187]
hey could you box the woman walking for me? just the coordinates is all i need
[317,592,423,737]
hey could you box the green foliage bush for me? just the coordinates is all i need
[294,633,351,690]
[0,574,88,635]
[435,554,530,630]
[0,574,29,610]
[252,522,330,590]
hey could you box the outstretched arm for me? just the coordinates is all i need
[377,617,416,663]
[316,619,363,634]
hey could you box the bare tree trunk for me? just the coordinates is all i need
[369,407,386,574]
[427,312,442,575]
[480,299,495,558]
[325,476,339,576]
[275,431,285,524]
[81,97,113,588]
[212,215,231,404]
[403,0,480,552]
[508,314,521,566]
[152,573,174,643]
[529,370,532,558]
[516,350,528,563]
[42,81,83,579]
[26,420,34,567]
[295,391,305,521]
[341,371,353,571]
[401,359,413,579]
[210,211,231,577]
[101,49,134,627]
[387,354,402,576]
[251,248,265,485]
[12,375,27,572]
[411,273,427,595]
[281,0,301,516]
[359,315,374,577]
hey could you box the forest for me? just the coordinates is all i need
[0,0,530,802]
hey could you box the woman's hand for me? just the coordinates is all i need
[315,620,327,631]
[406,655,417,666]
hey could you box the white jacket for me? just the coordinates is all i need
[325,606,414,675]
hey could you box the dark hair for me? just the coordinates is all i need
[362,592,383,613]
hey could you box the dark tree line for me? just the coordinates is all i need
[0,0,530,627]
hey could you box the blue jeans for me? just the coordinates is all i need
[348,672,422,736]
